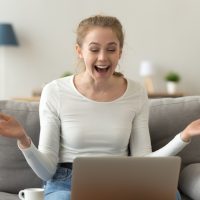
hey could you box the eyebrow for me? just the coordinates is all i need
[89,42,118,46]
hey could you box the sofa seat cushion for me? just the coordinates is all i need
[0,100,42,194]
[0,192,19,200]
[179,163,200,200]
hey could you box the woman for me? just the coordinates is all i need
[0,15,200,200]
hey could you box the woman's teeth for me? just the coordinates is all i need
[95,65,109,73]
[96,65,108,69]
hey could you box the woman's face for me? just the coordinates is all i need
[76,27,122,81]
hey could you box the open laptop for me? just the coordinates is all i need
[71,156,181,200]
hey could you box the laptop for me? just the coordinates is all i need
[71,156,181,200]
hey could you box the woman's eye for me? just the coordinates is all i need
[107,49,116,52]
[90,49,99,52]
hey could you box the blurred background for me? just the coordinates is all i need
[0,0,200,99]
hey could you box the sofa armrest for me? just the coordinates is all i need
[179,163,200,200]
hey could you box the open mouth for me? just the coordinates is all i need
[94,65,110,73]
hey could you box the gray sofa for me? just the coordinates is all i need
[0,96,200,200]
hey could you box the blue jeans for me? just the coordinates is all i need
[44,166,182,200]
[44,166,72,200]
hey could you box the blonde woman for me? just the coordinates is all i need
[1,15,200,200]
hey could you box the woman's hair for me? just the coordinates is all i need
[76,15,124,77]
[76,15,124,48]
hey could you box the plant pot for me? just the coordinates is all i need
[166,81,177,94]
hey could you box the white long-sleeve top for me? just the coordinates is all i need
[19,75,189,181]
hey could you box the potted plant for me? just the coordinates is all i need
[165,71,180,94]
[60,71,73,77]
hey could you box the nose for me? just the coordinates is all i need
[98,50,107,61]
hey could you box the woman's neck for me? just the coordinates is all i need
[75,72,117,92]
[73,72,127,102]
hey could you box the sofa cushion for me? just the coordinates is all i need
[0,192,19,200]
[179,163,200,200]
[149,96,200,167]
[0,100,42,194]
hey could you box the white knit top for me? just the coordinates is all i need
[19,75,188,181]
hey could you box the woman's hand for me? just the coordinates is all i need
[181,119,200,142]
[0,112,31,148]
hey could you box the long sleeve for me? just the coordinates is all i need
[18,141,58,181]
[18,81,60,181]
[129,89,152,156]
[148,133,189,157]
[130,87,189,157]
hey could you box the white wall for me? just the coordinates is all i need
[0,0,200,99]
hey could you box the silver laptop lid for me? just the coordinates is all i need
[71,156,181,200]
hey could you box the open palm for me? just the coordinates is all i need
[0,113,26,140]
[184,119,200,138]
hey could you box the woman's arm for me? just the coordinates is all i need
[129,89,152,156]
[129,88,192,157]
[19,81,61,181]
[18,140,58,181]
[0,110,59,181]
[0,81,61,181]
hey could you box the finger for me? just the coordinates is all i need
[0,113,10,121]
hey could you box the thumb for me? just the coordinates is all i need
[0,113,11,122]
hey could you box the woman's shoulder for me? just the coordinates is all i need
[40,75,74,106]
[125,79,148,108]
[40,75,74,100]
[126,78,147,94]
[43,75,74,91]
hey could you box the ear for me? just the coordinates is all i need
[76,44,83,58]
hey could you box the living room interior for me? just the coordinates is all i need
[0,1,200,200]
[0,0,200,101]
